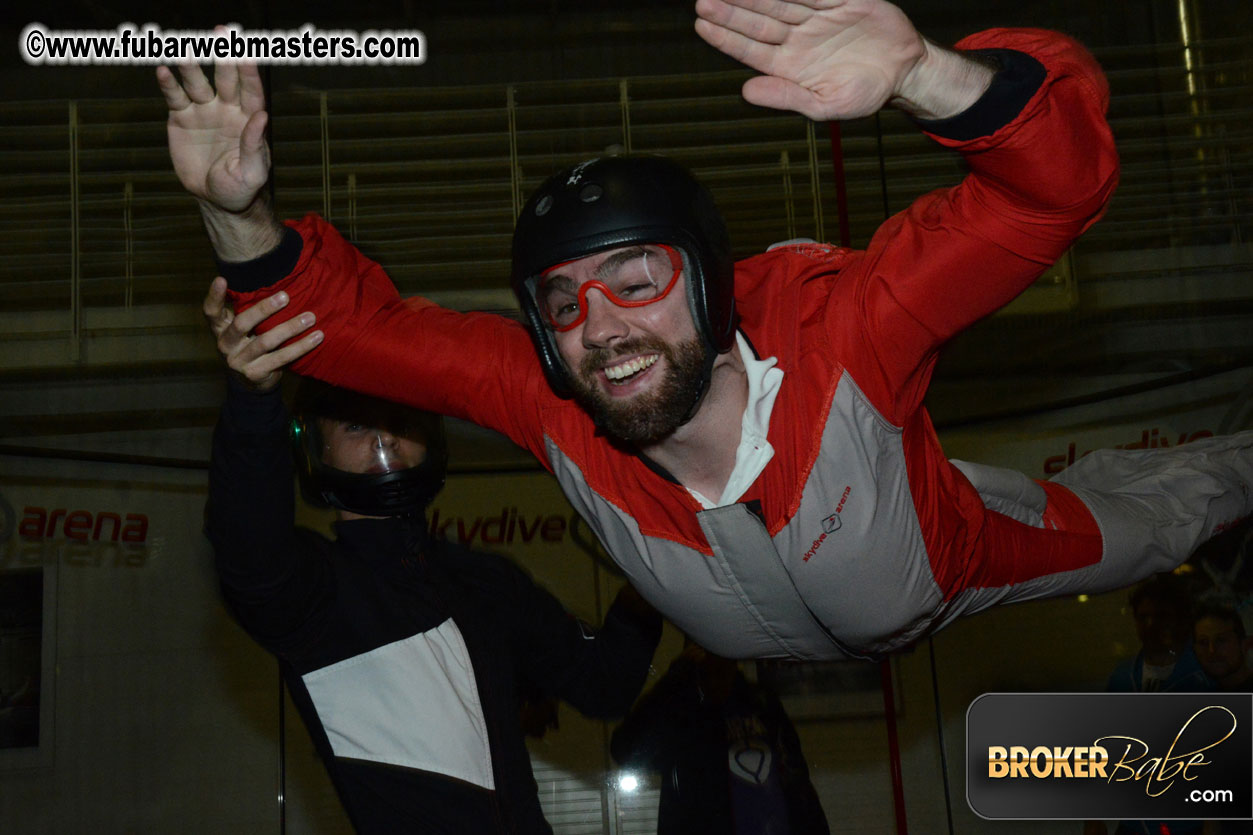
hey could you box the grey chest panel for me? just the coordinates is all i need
[776,378,945,654]
[545,378,947,659]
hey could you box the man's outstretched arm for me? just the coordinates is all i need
[157,59,553,455]
[203,276,335,650]
[697,1,1118,422]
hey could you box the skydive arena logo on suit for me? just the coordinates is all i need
[805,485,851,562]
[967,693,1253,821]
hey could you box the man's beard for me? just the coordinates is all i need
[569,335,708,443]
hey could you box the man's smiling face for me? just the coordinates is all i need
[543,244,707,443]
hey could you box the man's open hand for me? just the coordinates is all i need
[158,58,270,213]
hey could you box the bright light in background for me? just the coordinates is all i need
[617,773,639,793]
[1077,594,1090,603]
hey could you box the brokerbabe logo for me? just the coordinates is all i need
[967,693,1253,821]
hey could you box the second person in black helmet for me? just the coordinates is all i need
[166,0,1253,662]
[202,278,661,834]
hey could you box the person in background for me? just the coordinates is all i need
[1086,574,1210,835]
[1106,574,1209,694]
[611,641,829,835]
[1191,607,1253,835]
[1193,604,1253,692]
[203,279,661,834]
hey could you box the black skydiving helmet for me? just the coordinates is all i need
[291,380,448,518]
[509,155,737,399]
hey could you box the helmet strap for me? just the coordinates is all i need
[678,339,719,427]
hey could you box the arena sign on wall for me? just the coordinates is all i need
[938,369,1249,479]
[0,483,160,571]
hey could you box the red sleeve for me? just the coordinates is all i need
[227,215,556,464]
[839,28,1119,425]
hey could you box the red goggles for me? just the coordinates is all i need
[535,244,683,332]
